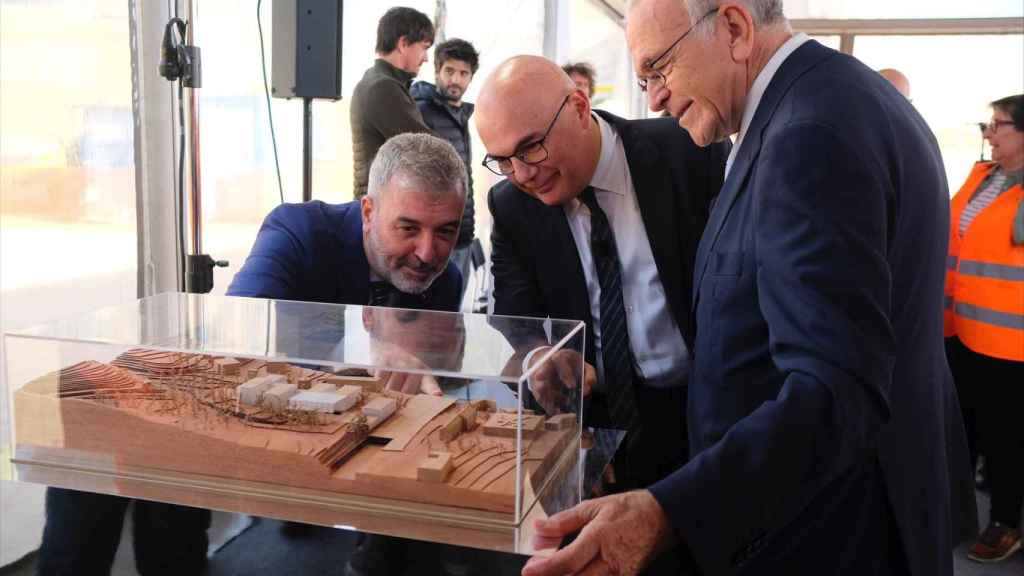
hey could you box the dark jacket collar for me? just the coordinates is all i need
[593,109,658,173]
[374,58,416,89]
[338,202,371,303]
[410,81,475,119]
[692,39,833,306]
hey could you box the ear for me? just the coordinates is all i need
[721,5,755,61]
[362,307,374,329]
[361,196,375,229]
[397,35,411,52]
[570,90,592,126]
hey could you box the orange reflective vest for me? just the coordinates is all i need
[944,161,1024,361]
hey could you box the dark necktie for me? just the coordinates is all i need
[580,187,638,429]
[368,281,394,306]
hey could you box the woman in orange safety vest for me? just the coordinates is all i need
[945,94,1024,564]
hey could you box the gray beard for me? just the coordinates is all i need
[365,225,433,295]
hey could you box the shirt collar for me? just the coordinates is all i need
[588,113,626,197]
[734,33,810,149]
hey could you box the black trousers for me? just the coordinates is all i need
[36,488,211,576]
[945,337,979,467]
[964,348,1024,529]
[610,385,690,491]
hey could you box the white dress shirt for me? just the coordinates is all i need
[561,114,690,388]
[724,33,810,179]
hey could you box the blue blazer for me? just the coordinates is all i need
[649,41,975,575]
[226,200,462,312]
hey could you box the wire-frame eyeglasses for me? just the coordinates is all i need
[637,8,717,93]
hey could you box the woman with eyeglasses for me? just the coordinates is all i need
[944,93,1024,563]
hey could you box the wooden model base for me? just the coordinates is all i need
[12,350,578,520]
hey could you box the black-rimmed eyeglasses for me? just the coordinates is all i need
[637,8,717,93]
[482,94,572,176]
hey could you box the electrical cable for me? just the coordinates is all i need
[177,77,188,291]
[170,0,188,292]
[257,0,285,205]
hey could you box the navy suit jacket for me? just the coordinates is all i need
[488,110,729,424]
[649,41,976,575]
[226,200,461,312]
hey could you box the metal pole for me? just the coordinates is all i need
[303,97,313,202]
[187,0,203,255]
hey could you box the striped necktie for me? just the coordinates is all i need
[580,187,638,429]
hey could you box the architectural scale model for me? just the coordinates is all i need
[12,349,578,518]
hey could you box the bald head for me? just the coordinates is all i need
[475,55,600,206]
[878,68,911,99]
[477,56,576,126]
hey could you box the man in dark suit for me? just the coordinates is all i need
[521,2,977,576]
[476,55,727,574]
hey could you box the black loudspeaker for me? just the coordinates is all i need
[271,0,343,100]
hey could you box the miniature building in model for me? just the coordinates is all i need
[361,396,397,429]
[482,412,546,439]
[294,370,316,389]
[417,452,453,483]
[262,382,298,411]
[237,374,287,406]
[309,382,337,393]
[214,357,241,376]
[244,361,267,380]
[266,362,290,375]
[288,390,356,413]
[337,385,362,401]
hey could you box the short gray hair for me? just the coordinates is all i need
[367,133,467,202]
[683,0,785,35]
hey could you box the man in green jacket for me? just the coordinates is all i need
[351,7,436,198]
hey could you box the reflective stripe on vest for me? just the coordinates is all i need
[955,302,1024,330]
[943,163,992,338]
[958,260,1024,281]
[947,162,1024,360]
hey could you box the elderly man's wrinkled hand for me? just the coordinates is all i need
[522,490,672,576]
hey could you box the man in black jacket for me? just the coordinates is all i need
[477,56,728,575]
[411,38,480,299]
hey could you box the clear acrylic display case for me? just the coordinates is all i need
[3,293,601,553]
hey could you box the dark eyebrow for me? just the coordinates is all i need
[396,216,461,230]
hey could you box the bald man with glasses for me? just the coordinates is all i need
[476,54,728,576]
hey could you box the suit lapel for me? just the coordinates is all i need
[611,116,687,328]
[692,40,834,309]
[543,203,593,325]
